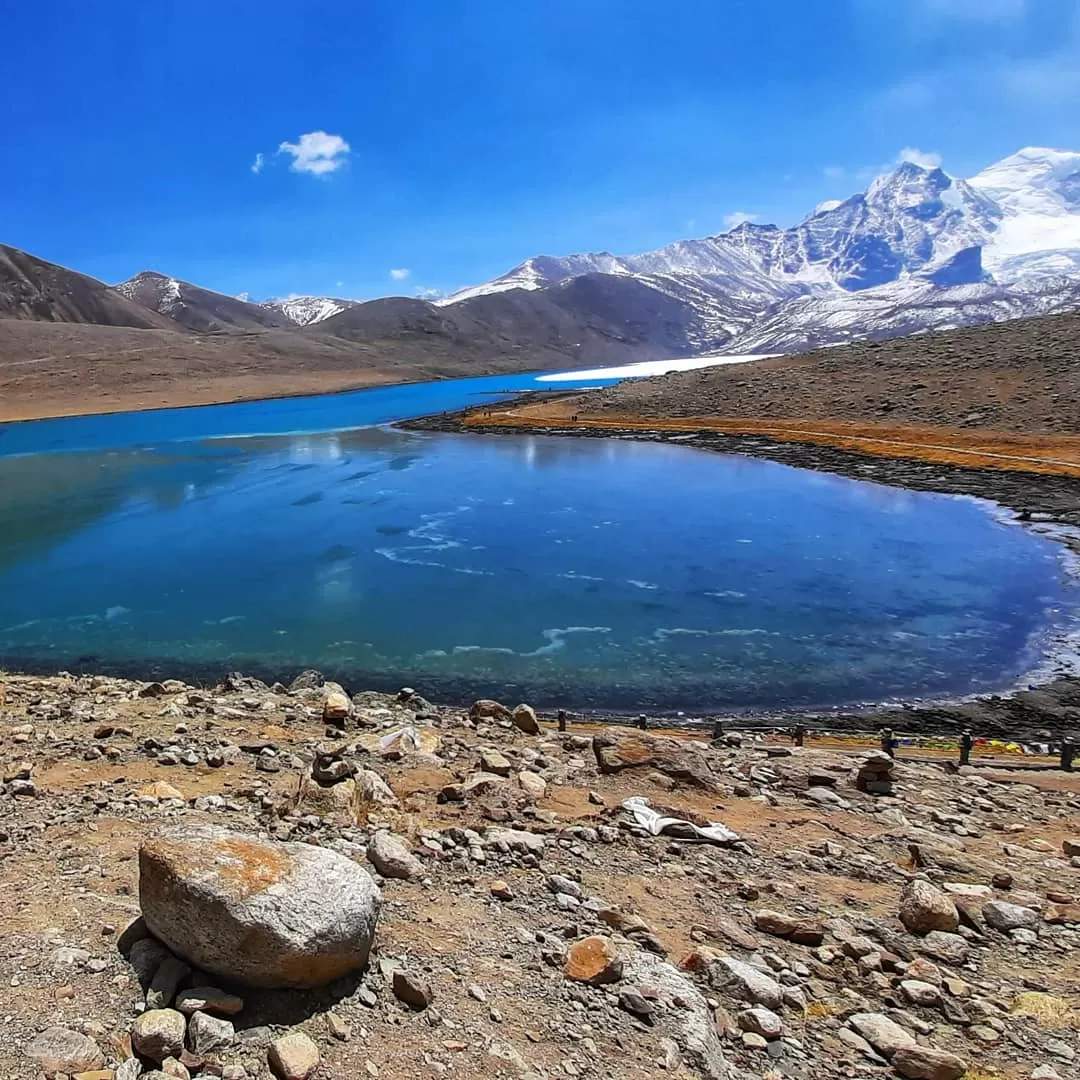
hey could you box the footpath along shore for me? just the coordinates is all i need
[1,669,1079,1080]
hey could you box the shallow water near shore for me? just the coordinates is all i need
[1,372,1077,710]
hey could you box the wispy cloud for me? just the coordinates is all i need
[389,268,410,281]
[415,287,445,300]
[722,211,758,229]
[897,147,942,169]
[278,131,351,176]
[251,152,265,175]
[823,165,846,181]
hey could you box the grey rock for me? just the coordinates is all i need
[367,831,423,880]
[891,1045,968,1080]
[131,1009,187,1062]
[115,1058,144,1080]
[847,1012,917,1058]
[511,703,541,734]
[268,1030,320,1080]
[147,953,191,1010]
[899,880,959,935]
[187,1011,234,1056]
[129,937,168,986]
[983,899,1040,932]
[25,1027,105,1073]
[623,951,731,1079]
[738,1007,783,1039]
[708,955,783,1010]
[175,986,245,1016]
[139,824,381,989]
[392,969,434,1009]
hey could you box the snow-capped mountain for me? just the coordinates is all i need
[441,147,1080,352]
[260,295,360,326]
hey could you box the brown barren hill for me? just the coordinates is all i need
[463,310,1080,475]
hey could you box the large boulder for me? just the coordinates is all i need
[592,728,716,790]
[139,825,381,989]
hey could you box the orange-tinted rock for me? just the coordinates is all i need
[564,936,623,985]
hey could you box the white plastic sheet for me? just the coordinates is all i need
[621,795,742,845]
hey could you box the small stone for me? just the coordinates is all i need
[899,880,959,935]
[741,1032,768,1050]
[564,936,623,985]
[480,749,512,777]
[511,704,541,734]
[891,1045,968,1080]
[847,1013,917,1058]
[1031,1066,1062,1080]
[518,770,547,799]
[25,1027,105,1074]
[1062,839,1080,858]
[367,831,423,880]
[131,1009,187,1063]
[268,1030,320,1080]
[392,969,435,1009]
[547,874,582,899]
[709,956,782,1010]
[619,988,655,1017]
[187,1011,234,1056]
[175,987,244,1016]
[326,1012,351,1041]
[983,899,1040,932]
[899,979,941,1007]
[737,1007,783,1039]
[161,1057,190,1079]
[490,880,515,900]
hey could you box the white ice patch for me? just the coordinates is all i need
[422,625,612,660]
[651,627,773,642]
[535,354,775,383]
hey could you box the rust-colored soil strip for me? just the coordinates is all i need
[463,402,1080,478]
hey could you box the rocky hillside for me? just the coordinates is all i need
[0,245,176,329]
[0,670,1077,1080]
[115,272,294,333]
[543,309,1080,436]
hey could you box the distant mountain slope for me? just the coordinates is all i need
[0,245,176,329]
[115,271,293,332]
[442,146,1080,352]
[312,273,710,371]
[261,295,361,326]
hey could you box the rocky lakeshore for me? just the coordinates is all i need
[1,669,1079,1080]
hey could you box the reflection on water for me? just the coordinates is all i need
[0,417,1075,710]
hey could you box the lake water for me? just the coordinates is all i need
[1,370,1076,711]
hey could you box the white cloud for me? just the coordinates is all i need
[897,147,943,169]
[251,153,265,175]
[389,268,410,281]
[722,211,758,230]
[414,287,445,300]
[823,165,847,181]
[336,280,344,288]
[278,131,351,176]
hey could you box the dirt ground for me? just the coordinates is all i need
[1,672,1079,1080]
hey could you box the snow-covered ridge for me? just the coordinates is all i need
[436,147,1080,351]
[260,295,359,326]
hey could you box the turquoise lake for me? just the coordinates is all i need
[0,370,1076,711]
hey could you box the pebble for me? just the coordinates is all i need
[268,1030,320,1080]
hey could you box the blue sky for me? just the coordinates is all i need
[3,0,1077,302]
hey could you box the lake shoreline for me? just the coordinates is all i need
[397,409,1080,742]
